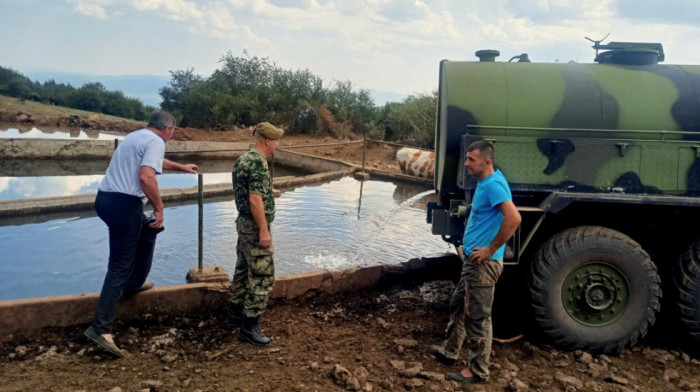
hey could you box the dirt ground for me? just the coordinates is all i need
[1,281,699,392]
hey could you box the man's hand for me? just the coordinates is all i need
[149,209,164,228]
[181,164,199,174]
[258,229,272,248]
[469,246,495,265]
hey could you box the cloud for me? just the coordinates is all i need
[615,0,700,25]
[70,0,110,19]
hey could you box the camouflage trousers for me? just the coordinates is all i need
[441,255,503,381]
[229,216,275,318]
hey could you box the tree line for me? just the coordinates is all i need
[0,66,155,121]
[1,54,436,148]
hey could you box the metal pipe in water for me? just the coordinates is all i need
[198,173,203,272]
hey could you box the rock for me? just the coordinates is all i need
[363,382,373,392]
[309,361,319,371]
[393,339,418,347]
[15,114,29,122]
[332,364,351,386]
[419,371,445,382]
[346,376,361,391]
[507,378,529,391]
[677,380,699,391]
[269,348,280,354]
[503,359,519,372]
[663,369,680,382]
[15,346,28,357]
[418,281,454,308]
[576,351,593,364]
[584,381,604,391]
[605,374,629,385]
[403,378,424,390]
[388,360,405,370]
[377,318,390,329]
[354,367,369,386]
[681,353,691,363]
[378,380,393,391]
[323,356,334,363]
[587,363,606,378]
[141,379,163,390]
[160,354,177,363]
[554,371,583,389]
[108,388,123,392]
[399,364,423,378]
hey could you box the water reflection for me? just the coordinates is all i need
[0,177,450,300]
[0,127,125,140]
[0,162,306,201]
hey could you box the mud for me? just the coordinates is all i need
[1,281,698,392]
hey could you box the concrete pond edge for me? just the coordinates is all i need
[0,253,460,344]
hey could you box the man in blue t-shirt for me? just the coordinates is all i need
[430,140,521,384]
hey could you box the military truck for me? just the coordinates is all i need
[428,41,700,353]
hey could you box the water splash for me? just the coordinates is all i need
[351,188,436,264]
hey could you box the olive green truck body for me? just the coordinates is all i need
[429,43,700,353]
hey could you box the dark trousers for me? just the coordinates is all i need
[91,191,160,334]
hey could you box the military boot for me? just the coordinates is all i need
[227,304,244,329]
[239,317,271,346]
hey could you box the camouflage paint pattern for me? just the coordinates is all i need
[435,61,700,202]
[229,216,275,318]
[230,148,276,317]
[232,148,276,222]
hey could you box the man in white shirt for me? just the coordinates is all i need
[84,111,198,357]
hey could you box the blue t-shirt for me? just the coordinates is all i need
[462,169,512,261]
[99,128,165,202]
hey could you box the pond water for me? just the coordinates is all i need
[0,177,450,300]
[0,159,307,200]
[0,126,125,140]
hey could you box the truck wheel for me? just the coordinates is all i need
[529,226,661,353]
[673,241,700,343]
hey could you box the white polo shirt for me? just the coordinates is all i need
[99,128,165,203]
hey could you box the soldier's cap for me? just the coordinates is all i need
[254,122,284,140]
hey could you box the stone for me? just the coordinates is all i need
[555,371,583,389]
[419,371,445,382]
[605,374,629,385]
[393,339,418,347]
[160,354,177,363]
[587,363,606,378]
[403,378,424,390]
[378,380,393,391]
[332,364,351,386]
[346,376,361,391]
[15,346,28,357]
[141,380,163,390]
[309,362,319,371]
[584,381,603,391]
[677,380,698,391]
[399,365,423,378]
[108,388,123,392]
[663,369,680,382]
[507,378,529,391]
[354,367,369,386]
[377,318,390,329]
[388,360,405,370]
[577,351,593,364]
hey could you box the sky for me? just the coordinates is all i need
[2,0,700,100]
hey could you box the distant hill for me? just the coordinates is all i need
[27,72,170,107]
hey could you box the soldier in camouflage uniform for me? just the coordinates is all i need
[228,122,283,346]
[430,141,521,384]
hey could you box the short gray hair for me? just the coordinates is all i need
[147,110,176,131]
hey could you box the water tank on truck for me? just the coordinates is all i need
[428,41,700,353]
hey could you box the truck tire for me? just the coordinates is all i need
[529,226,661,353]
[673,241,700,343]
